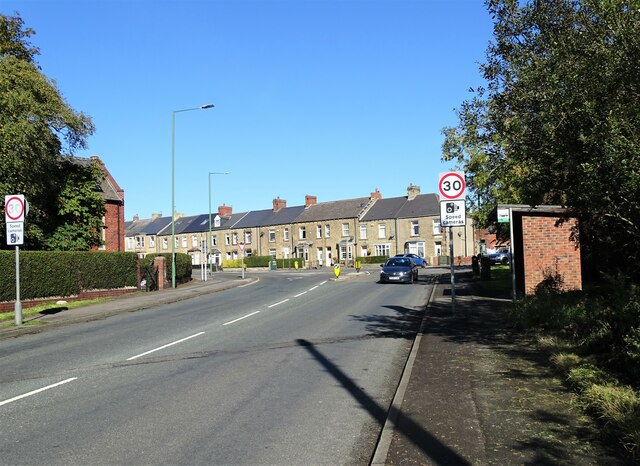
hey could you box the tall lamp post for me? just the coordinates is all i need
[171,103,214,289]
[208,171,230,275]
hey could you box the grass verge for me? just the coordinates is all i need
[0,297,116,329]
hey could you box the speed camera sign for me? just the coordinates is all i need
[438,172,466,200]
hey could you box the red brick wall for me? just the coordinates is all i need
[521,215,581,294]
[0,288,137,313]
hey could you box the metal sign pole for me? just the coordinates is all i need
[15,245,22,325]
[449,227,455,314]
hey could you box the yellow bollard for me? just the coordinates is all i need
[334,264,341,278]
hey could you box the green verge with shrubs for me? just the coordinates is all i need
[504,276,640,460]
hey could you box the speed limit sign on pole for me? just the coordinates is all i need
[438,172,466,200]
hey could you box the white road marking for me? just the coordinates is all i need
[294,291,307,297]
[222,311,260,326]
[319,280,328,285]
[0,377,78,407]
[127,332,205,360]
[268,299,290,308]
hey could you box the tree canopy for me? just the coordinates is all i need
[0,13,105,250]
[442,0,640,279]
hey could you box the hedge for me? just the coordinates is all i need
[357,255,388,264]
[0,251,139,302]
[222,256,306,269]
[140,253,192,284]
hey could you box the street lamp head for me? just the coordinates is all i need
[201,104,215,109]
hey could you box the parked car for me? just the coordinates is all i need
[394,253,428,267]
[488,248,510,265]
[379,257,419,284]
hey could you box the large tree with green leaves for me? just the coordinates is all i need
[443,0,640,279]
[0,13,105,250]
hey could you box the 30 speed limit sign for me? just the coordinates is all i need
[438,172,466,200]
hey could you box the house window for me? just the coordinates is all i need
[149,236,155,248]
[283,228,289,241]
[211,235,217,246]
[359,224,367,240]
[244,231,252,244]
[174,237,179,247]
[433,220,441,235]
[269,248,277,258]
[269,230,276,242]
[163,238,168,250]
[316,225,322,238]
[283,247,290,258]
[192,235,198,247]
[342,223,349,236]
[135,236,145,248]
[375,244,391,256]
[325,224,331,237]
[232,251,238,260]
[226,252,231,260]
[214,216,221,228]
[127,237,133,250]
[378,223,386,239]
[299,226,306,239]
[232,233,238,245]
[225,233,230,245]
[339,245,353,260]
[411,220,419,236]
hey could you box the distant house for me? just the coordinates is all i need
[73,155,125,252]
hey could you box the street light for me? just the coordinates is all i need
[171,103,214,289]
[209,171,230,276]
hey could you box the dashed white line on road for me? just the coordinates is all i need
[0,377,78,407]
[268,299,290,308]
[309,286,319,291]
[294,291,307,297]
[223,311,260,326]
[127,332,205,360]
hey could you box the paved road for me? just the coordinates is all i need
[0,269,435,465]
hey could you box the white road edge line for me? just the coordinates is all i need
[0,377,78,407]
[267,299,289,308]
[127,332,205,361]
[294,291,307,298]
[223,311,260,326]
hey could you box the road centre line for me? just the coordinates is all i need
[268,299,290,308]
[127,332,205,360]
[294,291,307,298]
[223,311,260,326]
[0,377,78,407]
[309,285,319,291]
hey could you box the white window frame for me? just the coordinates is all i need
[181,235,187,247]
[411,220,419,236]
[244,231,252,244]
[316,225,322,238]
[299,226,306,239]
[378,223,386,239]
[325,224,331,237]
[192,235,198,248]
[341,223,349,236]
[269,230,276,242]
[433,220,441,235]
[149,236,155,248]
[283,228,289,241]
[359,224,367,240]
[163,237,168,250]
[375,243,391,256]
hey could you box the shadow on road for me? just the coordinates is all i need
[296,338,471,465]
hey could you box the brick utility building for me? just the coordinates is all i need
[74,155,125,252]
[496,205,582,296]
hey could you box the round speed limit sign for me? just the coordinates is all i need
[438,172,466,200]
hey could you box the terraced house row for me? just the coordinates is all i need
[125,185,476,268]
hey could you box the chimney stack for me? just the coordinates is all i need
[218,204,232,217]
[273,197,287,212]
[305,195,317,207]
[151,212,161,220]
[407,184,420,200]
[133,214,140,222]
[370,189,382,200]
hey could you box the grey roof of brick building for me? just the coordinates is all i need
[294,197,371,223]
[361,193,439,221]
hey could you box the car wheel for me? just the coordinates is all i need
[502,257,509,265]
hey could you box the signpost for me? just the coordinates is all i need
[5,195,26,325]
[438,173,466,314]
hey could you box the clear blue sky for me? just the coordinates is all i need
[3,0,493,220]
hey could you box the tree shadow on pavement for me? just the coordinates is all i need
[296,338,472,465]
[350,305,423,340]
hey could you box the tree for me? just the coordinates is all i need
[0,13,103,250]
[442,0,640,279]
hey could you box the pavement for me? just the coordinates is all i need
[0,268,625,465]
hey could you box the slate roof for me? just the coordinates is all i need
[181,214,212,234]
[125,218,154,236]
[233,205,307,229]
[361,193,439,221]
[70,156,123,203]
[140,216,172,235]
[294,197,371,223]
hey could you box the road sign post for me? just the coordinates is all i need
[239,242,245,279]
[5,195,26,325]
[438,173,466,315]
